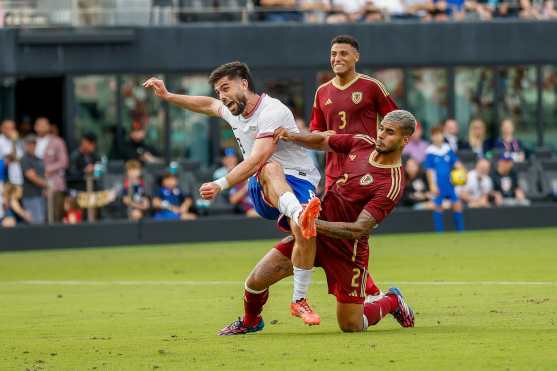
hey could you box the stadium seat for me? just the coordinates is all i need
[539,159,557,201]
[533,147,555,160]
[106,160,125,174]
[513,161,545,201]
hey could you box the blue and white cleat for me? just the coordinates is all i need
[387,287,415,328]
[218,316,265,336]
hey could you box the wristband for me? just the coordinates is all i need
[214,177,230,191]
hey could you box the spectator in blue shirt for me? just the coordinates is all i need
[425,127,465,232]
[153,172,197,221]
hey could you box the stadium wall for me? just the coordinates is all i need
[1,21,557,75]
[1,205,556,251]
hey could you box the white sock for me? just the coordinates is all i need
[292,266,313,302]
[278,192,303,226]
[362,315,369,331]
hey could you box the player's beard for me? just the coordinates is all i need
[228,93,247,116]
[376,141,399,154]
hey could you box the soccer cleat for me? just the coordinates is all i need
[387,287,415,328]
[290,298,321,326]
[298,197,321,239]
[217,316,264,336]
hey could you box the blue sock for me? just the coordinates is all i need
[453,211,464,232]
[433,211,444,232]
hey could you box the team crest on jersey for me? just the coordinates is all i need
[349,154,357,161]
[352,91,363,104]
[360,174,373,186]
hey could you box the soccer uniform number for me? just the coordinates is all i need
[351,268,361,288]
[338,111,348,129]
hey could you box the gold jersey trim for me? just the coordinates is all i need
[368,150,401,169]
[331,73,362,91]
[360,74,390,97]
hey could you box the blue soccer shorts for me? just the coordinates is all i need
[248,174,316,227]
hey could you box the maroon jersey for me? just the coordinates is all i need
[309,74,398,190]
[275,133,405,304]
[321,134,405,264]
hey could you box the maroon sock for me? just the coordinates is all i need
[243,289,269,327]
[363,294,399,326]
[364,274,381,296]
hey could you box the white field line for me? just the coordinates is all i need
[1,280,555,286]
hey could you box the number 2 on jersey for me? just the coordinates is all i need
[338,111,348,129]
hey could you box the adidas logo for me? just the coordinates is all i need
[324,98,332,106]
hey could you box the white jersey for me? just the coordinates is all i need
[218,94,321,187]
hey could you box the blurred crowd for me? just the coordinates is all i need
[0,117,258,227]
[254,0,557,23]
[400,116,556,217]
[2,0,557,28]
[0,112,556,228]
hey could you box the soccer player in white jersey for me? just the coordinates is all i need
[143,61,322,325]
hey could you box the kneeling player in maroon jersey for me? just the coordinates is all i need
[219,110,416,335]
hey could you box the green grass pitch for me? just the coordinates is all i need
[1,228,556,370]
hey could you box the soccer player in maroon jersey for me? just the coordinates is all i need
[219,110,416,335]
[311,34,398,191]
[311,34,399,302]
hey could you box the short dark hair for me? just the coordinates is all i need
[331,35,359,51]
[208,61,255,92]
[431,126,443,136]
[382,110,417,136]
[82,132,97,144]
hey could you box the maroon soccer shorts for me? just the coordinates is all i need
[275,235,369,304]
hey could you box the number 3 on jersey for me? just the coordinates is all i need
[338,111,348,129]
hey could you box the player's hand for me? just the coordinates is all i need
[199,182,221,200]
[273,128,291,143]
[322,130,336,137]
[143,77,170,100]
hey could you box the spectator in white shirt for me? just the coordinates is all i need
[0,119,24,186]
[458,158,493,208]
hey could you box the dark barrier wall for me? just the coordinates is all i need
[1,205,556,251]
[1,20,557,76]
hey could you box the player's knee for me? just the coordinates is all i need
[337,312,364,333]
[245,270,266,292]
[338,320,363,333]
[259,161,283,181]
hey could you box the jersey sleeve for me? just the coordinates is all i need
[256,104,291,139]
[364,175,405,224]
[309,90,326,132]
[371,80,398,117]
[424,152,435,170]
[364,191,397,224]
[327,134,357,154]
[218,103,235,124]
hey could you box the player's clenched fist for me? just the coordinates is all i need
[143,77,170,100]
[199,182,221,200]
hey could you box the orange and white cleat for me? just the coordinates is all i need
[290,298,321,326]
[298,197,321,239]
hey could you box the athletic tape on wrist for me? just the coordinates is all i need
[214,177,230,191]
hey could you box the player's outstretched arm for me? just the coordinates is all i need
[143,77,221,117]
[273,128,335,151]
[316,210,377,240]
